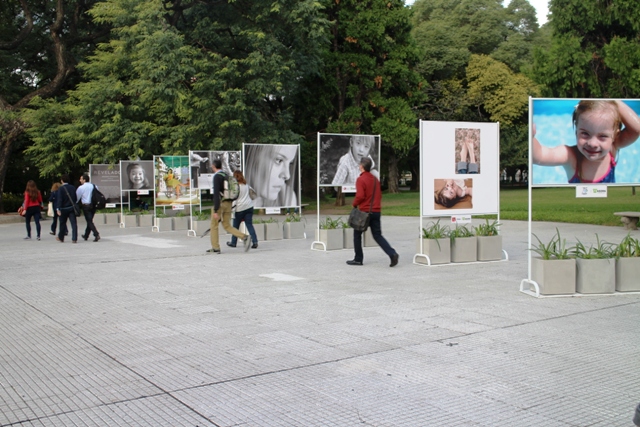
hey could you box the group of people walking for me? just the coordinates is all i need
[21,174,100,243]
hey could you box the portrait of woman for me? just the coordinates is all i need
[244,144,299,208]
[434,178,473,210]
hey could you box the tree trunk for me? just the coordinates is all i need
[410,161,420,191]
[387,153,399,194]
[334,187,345,206]
[0,118,25,213]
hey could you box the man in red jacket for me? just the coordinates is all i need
[347,157,399,267]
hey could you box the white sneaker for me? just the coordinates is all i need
[243,235,251,252]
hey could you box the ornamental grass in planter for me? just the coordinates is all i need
[614,234,640,292]
[530,229,576,295]
[449,225,476,263]
[192,210,211,236]
[122,210,138,227]
[316,217,345,251]
[573,235,616,294]
[262,217,282,240]
[154,211,173,231]
[474,219,502,261]
[138,210,153,227]
[283,212,305,239]
[342,221,354,249]
[173,211,190,230]
[417,220,450,265]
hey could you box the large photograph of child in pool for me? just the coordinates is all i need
[531,98,640,186]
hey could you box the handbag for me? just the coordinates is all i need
[248,186,257,200]
[61,185,81,217]
[18,206,25,217]
[47,202,54,217]
[348,178,377,232]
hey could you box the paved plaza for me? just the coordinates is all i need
[1,214,639,426]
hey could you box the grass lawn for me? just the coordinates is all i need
[305,186,640,226]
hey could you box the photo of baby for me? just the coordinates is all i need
[532,99,640,185]
[318,134,380,186]
[120,160,153,191]
[455,128,480,174]
[434,178,473,210]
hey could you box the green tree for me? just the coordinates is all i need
[532,0,640,97]
[0,0,108,212]
[25,0,328,176]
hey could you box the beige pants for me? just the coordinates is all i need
[210,200,246,250]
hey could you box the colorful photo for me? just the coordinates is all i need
[434,178,473,210]
[455,128,480,174]
[154,156,200,205]
[532,99,640,185]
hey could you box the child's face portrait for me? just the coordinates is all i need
[129,166,145,187]
[350,136,373,163]
[265,145,297,200]
[575,110,616,162]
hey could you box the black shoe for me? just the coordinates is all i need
[226,242,236,248]
[390,253,399,267]
[346,260,363,266]
[93,235,100,242]
[206,248,221,254]
[49,231,55,235]
[82,234,89,241]
[251,243,258,249]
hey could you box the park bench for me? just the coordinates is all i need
[614,212,640,230]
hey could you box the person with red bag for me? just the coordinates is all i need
[22,180,43,240]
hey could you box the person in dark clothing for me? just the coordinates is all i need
[55,174,78,243]
[347,157,399,267]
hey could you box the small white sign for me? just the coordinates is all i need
[265,208,281,215]
[451,215,472,224]
[105,203,117,208]
[341,186,356,193]
[137,190,150,195]
[576,185,608,198]
[171,204,185,210]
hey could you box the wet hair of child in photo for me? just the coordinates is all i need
[127,163,151,189]
[435,179,472,208]
[533,100,640,183]
[332,135,375,185]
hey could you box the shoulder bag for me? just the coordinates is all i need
[61,185,81,217]
[348,178,377,232]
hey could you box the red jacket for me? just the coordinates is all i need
[353,171,381,213]
[23,191,42,209]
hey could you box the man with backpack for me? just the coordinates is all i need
[207,159,250,254]
[76,174,100,242]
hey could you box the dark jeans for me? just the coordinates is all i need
[58,207,78,242]
[230,207,258,245]
[25,206,41,238]
[353,212,396,262]
[81,204,99,238]
[51,209,59,233]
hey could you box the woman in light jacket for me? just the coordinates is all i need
[227,170,258,249]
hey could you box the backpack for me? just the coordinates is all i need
[91,185,107,210]
[220,172,239,201]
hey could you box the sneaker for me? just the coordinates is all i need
[23,236,31,240]
[206,248,221,254]
[390,253,399,267]
[37,236,40,241]
[226,242,236,248]
[251,243,258,249]
[243,235,251,252]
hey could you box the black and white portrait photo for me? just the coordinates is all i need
[194,151,241,190]
[244,144,300,209]
[120,160,154,191]
[318,134,380,187]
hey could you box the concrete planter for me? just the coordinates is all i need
[531,257,576,295]
[343,228,354,249]
[477,235,502,261]
[576,258,615,294]
[155,217,173,232]
[264,222,282,240]
[173,216,190,231]
[615,257,640,292]
[416,238,450,265]
[451,236,477,263]
[363,228,377,247]
[283,222,305,239]
[241,222,265,242]
[192,220,210,237]
[104,213,120,225]
[315,229,343,251]
[138,214,153,228]
[123,214,138,228]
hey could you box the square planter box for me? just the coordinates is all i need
[241,222,265,242]
[363,228,377,247]
[343,228,354,249]
[104,213,120,225]
[155,217,173,231]
[416,238,450,265]
[315,229,343,251]
[264,222,283,240]
[283,222,305,239]
[138,214,154,227]
[192,219,211,237]
[477,235,502,261]
[173,216,190,231]
[531,257,576,295]
[576,258,615,294]
[616,257,640,292]
[123,214,138,228]
[451,236,477,263]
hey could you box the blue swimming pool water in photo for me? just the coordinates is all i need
[532,99,640,185]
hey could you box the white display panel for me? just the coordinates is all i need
[420,121,500,216]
